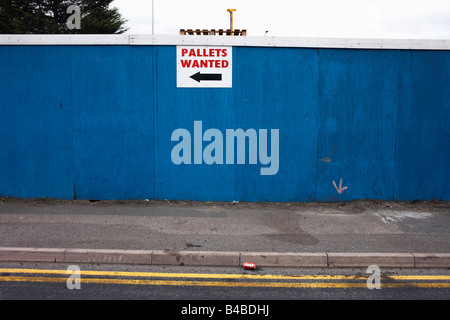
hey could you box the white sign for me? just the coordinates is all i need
[177,46,232,88]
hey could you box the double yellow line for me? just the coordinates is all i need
[1,268,450,289]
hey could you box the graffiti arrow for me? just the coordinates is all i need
[333,179,348,194]
[190,72,222,82]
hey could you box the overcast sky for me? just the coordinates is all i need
[111,0,450,39]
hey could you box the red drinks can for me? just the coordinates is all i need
[243,262,256,270]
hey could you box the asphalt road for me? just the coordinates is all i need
[1,199,448,316]
[1,262,449,303]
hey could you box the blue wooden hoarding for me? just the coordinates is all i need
[0,38,448,201]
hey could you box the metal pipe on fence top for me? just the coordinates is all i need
[227,9,236,32]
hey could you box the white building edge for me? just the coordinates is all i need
[0,34,449,50]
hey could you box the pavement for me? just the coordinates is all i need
[0,197,449,268]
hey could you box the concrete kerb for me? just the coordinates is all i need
[327,252,415,268]
[0,247,449,268]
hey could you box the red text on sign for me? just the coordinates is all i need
[181,48,228,57]
[181,60,229,68]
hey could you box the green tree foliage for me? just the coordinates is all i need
[0,0,128,34]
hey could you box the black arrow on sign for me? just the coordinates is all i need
[190,72,222,83]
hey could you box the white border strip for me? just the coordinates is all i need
[0,34,130,45]
[1,34,450,50]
